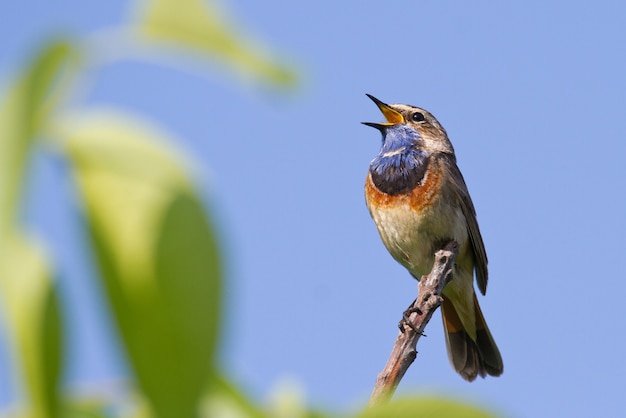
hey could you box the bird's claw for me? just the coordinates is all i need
[398,304,425,335]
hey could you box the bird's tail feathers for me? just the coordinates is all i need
[441,293,503,381]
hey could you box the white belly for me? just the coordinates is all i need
[369,198,468,278]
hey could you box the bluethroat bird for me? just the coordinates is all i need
[362,94,503,381]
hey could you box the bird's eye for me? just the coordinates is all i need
[411,112,425,122]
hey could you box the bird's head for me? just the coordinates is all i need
[362,94,454,155]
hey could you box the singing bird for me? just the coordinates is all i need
[363,94,503,381]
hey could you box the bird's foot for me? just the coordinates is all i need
[398,300,425,335]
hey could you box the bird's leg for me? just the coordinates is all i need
[398,298,425,335]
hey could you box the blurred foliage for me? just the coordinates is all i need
[60,110,222,418]
[358,397,496,418]
[0,41,70,418]
[0,0,498,417]
[135,0,297,87]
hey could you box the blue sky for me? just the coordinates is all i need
[2,1,626,417]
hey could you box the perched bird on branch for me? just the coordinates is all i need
[363,94,503,381]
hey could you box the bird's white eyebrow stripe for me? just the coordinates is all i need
[382,147,406,157]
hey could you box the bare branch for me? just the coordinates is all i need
[368,241,459,406]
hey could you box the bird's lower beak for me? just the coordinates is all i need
[363,94,405,126]
[361,121,388,131]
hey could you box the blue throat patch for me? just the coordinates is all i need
[369,124,429,195]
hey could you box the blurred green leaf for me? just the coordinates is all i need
[265,378,310,418]
[202,375,334,418]
[0,40,72,236]
[202,376,270,418]
[202,375,270,418]
[134,0,298,88]
[0,41,73,418]
[357,397,497,418]
[61,401,110,418]
[0,242,63,418]
[58,110,221,418]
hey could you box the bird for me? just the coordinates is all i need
[362,94,503,381]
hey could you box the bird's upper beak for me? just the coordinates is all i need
[362,94,405,130]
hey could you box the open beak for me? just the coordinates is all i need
[362,94,405,130]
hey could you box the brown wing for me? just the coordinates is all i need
[442,155,489,294]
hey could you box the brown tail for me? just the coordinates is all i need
[441,293,503,381]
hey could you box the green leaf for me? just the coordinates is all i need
[357,396,497,418]
[0,240,63,418]
[0,40,72,236]
[202,375,270,418]
[0,40,72,418]
[61,400,111,418]
[203,375,336,418]
[133,0,298,88]
[58,109,222,418]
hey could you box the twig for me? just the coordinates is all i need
[368,241,459,406]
